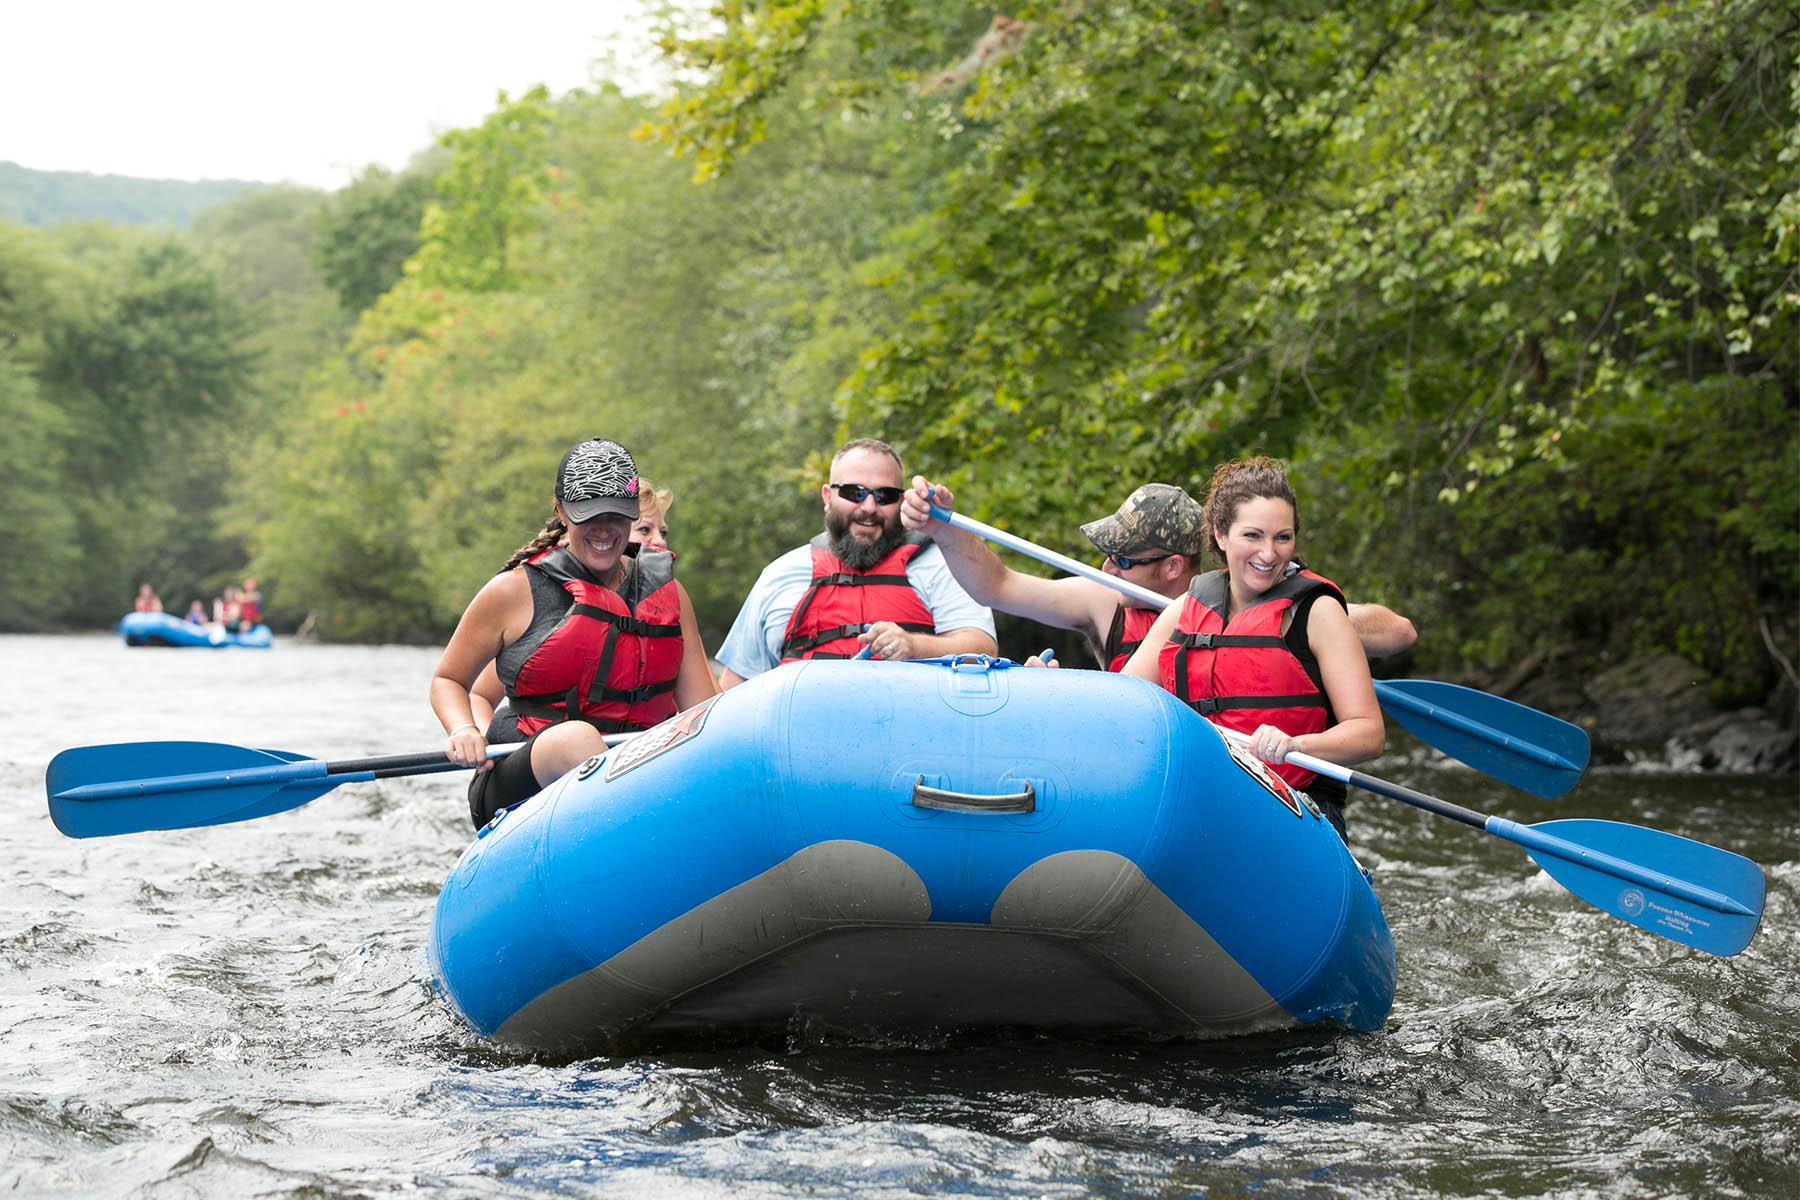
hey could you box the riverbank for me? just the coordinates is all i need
[1462,649,1799,776]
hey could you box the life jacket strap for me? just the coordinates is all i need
[811,572,911,589]
[1186,693,1323,716]
[567,601,683,638]
[1170,631,1285,651]
[783,620,935,657]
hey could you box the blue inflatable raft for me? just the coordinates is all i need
[428,656,1396,1052]
[116,611,272,649]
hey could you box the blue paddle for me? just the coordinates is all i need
[927,503,1589,797]
[47,735,625,839]
[1218,727,1765,956]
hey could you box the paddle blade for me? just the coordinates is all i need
[46,741,327,838]
[1517,818,1765,956]
[1376,678,1590,798]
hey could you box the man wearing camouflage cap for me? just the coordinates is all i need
[901,478,1416,670]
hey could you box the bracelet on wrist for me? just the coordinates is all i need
[449,722,479,736]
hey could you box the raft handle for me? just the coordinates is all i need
[910,777,1036,814]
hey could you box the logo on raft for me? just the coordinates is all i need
[1216,729,1305,818]
[603,695,722,782]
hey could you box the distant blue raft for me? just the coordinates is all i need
[428,657,1396,1053]
[116,611,272,649]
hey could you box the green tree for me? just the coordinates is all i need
[0,223,91,627]
[240,88,569,638]
[0,350,78,627]
[311,163,440,314]
[650,0,1800,706]
[189,183,349,421]
[242,74,954,644]
[38,229,261,625]
[410,87,557,293]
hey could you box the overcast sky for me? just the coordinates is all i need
[1,1,665,190]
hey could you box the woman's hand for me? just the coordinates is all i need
[445,722,487,767]
[1248,723,1298,765]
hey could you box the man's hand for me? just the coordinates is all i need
[900,475,953,533]
[859,620,918,661]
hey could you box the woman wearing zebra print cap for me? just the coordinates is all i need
[429,438,719,827]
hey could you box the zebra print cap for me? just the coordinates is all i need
[555,439,640,523]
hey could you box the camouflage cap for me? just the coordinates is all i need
[1079,483,1208,558]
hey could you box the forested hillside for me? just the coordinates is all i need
[0,161,266,227]
[1,1,1794,723]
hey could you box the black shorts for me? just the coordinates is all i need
[466,728,544,829]
[1303,776,1348,840]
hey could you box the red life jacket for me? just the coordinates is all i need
[500,546,685,736]
[1098,602,1164,673]
[779,533,937,662]
[1156,567,1344,790]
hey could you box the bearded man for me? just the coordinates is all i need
[716,438,997,689]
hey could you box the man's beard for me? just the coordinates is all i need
[825,506,905,570]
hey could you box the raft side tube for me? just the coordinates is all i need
[428,658,1397,1048]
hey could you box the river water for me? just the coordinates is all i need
[2,633,1795,1198]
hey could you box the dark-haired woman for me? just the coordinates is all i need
[1122,456,1383,837]
[429,440,718,827]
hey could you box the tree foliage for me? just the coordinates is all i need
[0,221,262,627]
[650,0,1799,701]
[237,76,949,642]
[3,1,1793,721]
[311,164,440,314]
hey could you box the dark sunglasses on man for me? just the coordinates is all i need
[1107,551,1172,571]
[829,483,906,506]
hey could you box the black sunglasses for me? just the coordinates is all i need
[1108,551,1173,571]
[829,483,905,506]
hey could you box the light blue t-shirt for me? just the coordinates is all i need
[717,540,996,680]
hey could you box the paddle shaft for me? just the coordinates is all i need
[932,505,1171,610]
[1219,727,1754,919]
[928,503,1584,778]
